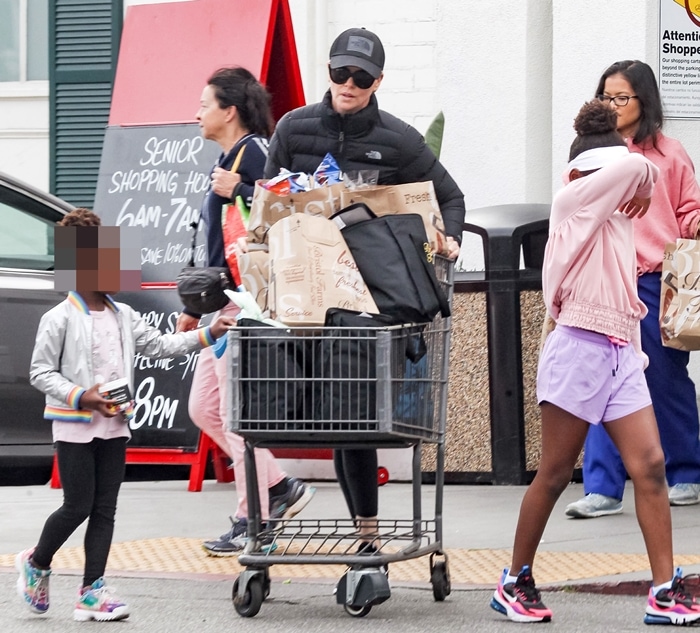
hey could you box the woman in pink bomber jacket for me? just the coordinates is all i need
[490,100,700,627]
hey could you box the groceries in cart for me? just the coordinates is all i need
[238,154,450,327]
[223,153,455,620]
[247,153,447,254]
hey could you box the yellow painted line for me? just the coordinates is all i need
[4,538,700,584]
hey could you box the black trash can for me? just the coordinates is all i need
[458,203,550,485]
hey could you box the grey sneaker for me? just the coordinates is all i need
[565,493,622,518]
[669,483,700,506]
[202,516,248,557]
[269,477,315,522]
[202,516,277,556]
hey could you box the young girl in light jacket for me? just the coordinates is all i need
[490,100,700,626]
[17,209,235,622]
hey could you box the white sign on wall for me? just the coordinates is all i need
[659,0,700,118]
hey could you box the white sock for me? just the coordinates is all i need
[505,572,519,585]
[653,579,673,596]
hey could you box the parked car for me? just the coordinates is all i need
[0,171,71,483]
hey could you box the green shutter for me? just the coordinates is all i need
[49,0,122,207]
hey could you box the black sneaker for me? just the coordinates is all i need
[490,565,553,623]
[201,517,248,557]
[269,477,315,523]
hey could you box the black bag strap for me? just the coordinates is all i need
[386,219,450,319]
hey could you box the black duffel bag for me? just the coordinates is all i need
[331,204,450,324]
[315,308,397,422]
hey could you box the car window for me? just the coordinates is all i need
[0,199,55,271]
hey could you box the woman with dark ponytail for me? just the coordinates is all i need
[176,67,314,557]
[490,99,700,626]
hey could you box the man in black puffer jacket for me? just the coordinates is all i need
[264,27,465,256]
[264,27,465,555]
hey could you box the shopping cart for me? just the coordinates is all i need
[225,257,453,618]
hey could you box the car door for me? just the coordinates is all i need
[0,174,70,470]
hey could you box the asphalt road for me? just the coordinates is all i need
[0,572,671,633]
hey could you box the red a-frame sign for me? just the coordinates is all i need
[109,0,305,126]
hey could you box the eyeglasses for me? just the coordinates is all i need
[596,95,639,107]
[329,66,376,90]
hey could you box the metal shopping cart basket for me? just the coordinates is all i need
[225,257,454,618]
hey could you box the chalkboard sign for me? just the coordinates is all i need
[96,124,220,450]
[95,124,220,283]
[111,287,205,449]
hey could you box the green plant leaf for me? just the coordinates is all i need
[424,111,444,159]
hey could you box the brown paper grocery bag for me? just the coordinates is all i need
[247,181,345,244]
[339,181,448,255]
[268,214,378,326]
[660,238,700,351]
[237,248,269,313]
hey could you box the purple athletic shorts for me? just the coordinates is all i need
[537,325,652,425]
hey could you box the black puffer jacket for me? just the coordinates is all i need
[264,91,465,242]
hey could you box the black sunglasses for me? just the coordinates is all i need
[329,66,376,90]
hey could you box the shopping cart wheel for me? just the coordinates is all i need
[430,556,451,602]
[377,466,389,486]
[232,575,264,618]
[344,603,372,618]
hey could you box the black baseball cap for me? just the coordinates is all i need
[329,28,385,79]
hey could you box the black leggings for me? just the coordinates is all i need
[32,438,127,587]
[333,448,378,519]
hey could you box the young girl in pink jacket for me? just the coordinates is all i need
[490,99,700,626]
[567,60,700,520]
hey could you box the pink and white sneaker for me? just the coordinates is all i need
[645,568,700,626]
[490,565,553,623]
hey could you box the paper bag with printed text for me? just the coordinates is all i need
[237,249,269,313]
[247,181,345,244]
[268,214,377,326]
[660,238,700,351]
[339,181,449,256]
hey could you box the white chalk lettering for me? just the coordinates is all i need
[130,376,178,430]
[140,136,205,167]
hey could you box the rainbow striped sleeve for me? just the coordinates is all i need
[67,386,85,409]
[44,406,92,423]
[198,327,216,347]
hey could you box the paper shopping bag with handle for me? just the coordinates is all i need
[247,181,345,244]
[660,238,700,351]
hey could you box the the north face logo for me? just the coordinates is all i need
[347,36,373,57]
[366,150,382,160]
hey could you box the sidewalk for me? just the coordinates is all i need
[1,478,699,631]
[2,478,699,587]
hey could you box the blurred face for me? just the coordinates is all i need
[603,73,642,140]
[54,226,141,295]
[329,65,383,115]
[196,84,229,143]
